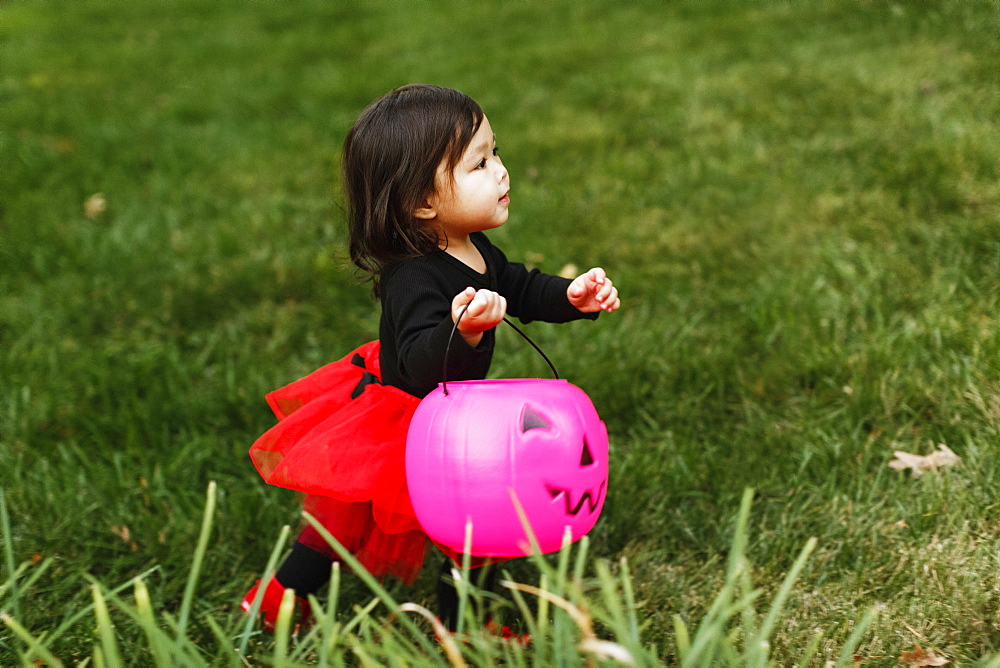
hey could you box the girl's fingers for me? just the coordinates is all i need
[605,290,620,311]
[453,286,476,312]
[597,282,619,311]
[482,293,506,322]
[461,290,506,328]
[465,296,485,318]
[476,290,495,311]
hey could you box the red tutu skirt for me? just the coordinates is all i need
[250,341,503,582]
[250,341,431,584]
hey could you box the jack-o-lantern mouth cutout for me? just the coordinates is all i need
[546,479,606,516]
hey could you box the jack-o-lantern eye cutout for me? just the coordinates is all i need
[521,405,552,432]
[580,438,595,466]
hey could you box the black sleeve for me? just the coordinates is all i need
[380,261,490,396]
[484,239,600,325]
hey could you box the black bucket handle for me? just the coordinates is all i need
[442,302,559,395]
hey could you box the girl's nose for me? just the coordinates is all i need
[496,161,508,183]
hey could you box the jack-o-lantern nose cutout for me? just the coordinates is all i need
[521,405,551,432]
[580,438,595,466]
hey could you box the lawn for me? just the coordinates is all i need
[2,0,999,664]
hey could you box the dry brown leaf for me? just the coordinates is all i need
[111,525,138,551]
[899,643,949,666]
[888,444,960,478]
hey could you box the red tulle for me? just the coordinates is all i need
[298,495,428,585]
[249,341,429,582]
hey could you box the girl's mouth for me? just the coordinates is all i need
[499,192,510,205]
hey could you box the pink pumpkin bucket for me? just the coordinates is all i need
[405,309,609,557]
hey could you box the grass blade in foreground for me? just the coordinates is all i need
[177,480,217,641]
[0,489,19,623]
[91,583,124,667]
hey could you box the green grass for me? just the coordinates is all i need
[2,0,999,664]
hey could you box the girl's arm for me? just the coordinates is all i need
[484,239,606,323]
[381,262,492,397]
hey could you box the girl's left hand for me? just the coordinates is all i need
[567,267,620,313]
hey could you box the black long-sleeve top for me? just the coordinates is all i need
[379,232,598,398]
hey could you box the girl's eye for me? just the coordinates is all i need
[475,148,499,170]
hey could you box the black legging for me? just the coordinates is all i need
[274,542,497,631]
[275,541,334,595]
[435,557,497,631]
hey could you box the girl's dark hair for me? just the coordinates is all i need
[344,84,484,296]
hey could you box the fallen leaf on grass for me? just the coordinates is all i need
[111,525,138,551]
[888,444,960,478]
[899,643,949,666]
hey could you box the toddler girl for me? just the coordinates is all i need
[242,84,620,632]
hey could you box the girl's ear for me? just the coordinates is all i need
[413,195,437,220]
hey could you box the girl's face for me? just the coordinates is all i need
[417,116,510,241]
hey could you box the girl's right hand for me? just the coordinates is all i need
[452,287,506,347]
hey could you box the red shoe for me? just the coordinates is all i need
[435,619,531,646]
[240,578,312,632]
[486,618,531,645]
